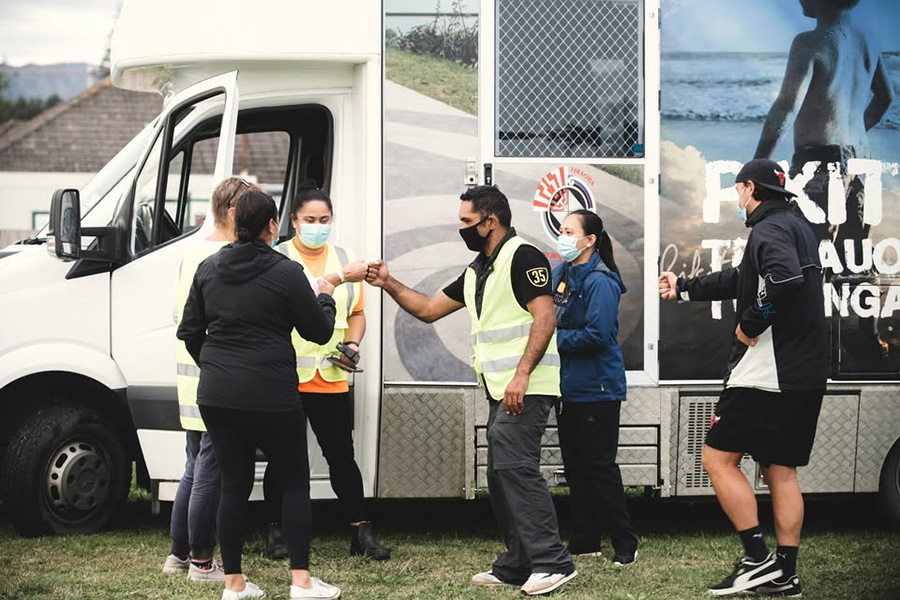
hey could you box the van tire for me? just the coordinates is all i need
[879,438,900,530]
[0,405,130,536]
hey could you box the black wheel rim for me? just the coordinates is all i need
[43,437,112,525]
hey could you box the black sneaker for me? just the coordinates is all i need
[266,523,289,560]
[613,549,638,566]
[751,575,802,597]
[708,553,783,596]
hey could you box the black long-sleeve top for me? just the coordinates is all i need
[676,201,827,392]
[177,239,336,411]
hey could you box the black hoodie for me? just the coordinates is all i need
[177,239,336,411]
[676,201,827,392]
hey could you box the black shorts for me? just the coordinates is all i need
[704,386,824,467]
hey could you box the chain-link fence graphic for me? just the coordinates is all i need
[496,0,644,158]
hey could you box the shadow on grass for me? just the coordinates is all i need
[109,491,894,540]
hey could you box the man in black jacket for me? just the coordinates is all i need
[659,159,826,597]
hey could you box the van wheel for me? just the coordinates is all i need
[0,405,130,536]
[880,439,900,530]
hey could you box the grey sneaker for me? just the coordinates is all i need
[188,560,226,582]
[162,554,190,574]
[471,571,516,586]
[520,571,578,596]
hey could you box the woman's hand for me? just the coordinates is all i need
[340,259,368,283]
[317,277,335,296]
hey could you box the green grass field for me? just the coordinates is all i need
[2,495,898,600]
[386,46,477,116]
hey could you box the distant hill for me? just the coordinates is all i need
[0,64,94,101]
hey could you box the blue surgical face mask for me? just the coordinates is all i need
[557,234,590,263]
[737,187,750,223]
[299,223,331,248]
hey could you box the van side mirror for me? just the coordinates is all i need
[48,188,82,261]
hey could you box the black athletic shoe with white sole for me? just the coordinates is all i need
[751,575,802,597]
[708,553,783,596]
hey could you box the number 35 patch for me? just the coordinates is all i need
[526,267,549,287]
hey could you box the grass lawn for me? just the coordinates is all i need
[385,47,477,116]
[1,494,898,600]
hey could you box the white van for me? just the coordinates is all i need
[1,0,898,536]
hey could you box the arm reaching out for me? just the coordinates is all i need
[366,259,464,323]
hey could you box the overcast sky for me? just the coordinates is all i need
[1,0,895,66]
[0,0,121,66]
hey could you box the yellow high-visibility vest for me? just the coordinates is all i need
[463,236,560,398]
[276,241,360,383]
[175,240,227,431]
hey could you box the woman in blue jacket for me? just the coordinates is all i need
[552,209,638,565]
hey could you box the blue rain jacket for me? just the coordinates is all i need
[552,252,627,402]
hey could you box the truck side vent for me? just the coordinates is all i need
[685,399,715,488]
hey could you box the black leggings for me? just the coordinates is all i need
[265,391,366,525]
[199,405,311,573]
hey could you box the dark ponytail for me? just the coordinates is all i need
[291,180,333,215]
[234,190,278,242]
[572,209,620,276]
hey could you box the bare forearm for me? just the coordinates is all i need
[517,315,555,375]
[346,312,366,343]
[382,275,440,323]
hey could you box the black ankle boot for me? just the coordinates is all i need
[349,522,391,560]
[266,523,288,560]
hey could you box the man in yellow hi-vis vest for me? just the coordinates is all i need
[366,186,576,596]
[164,177,256,582]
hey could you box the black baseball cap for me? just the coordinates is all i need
[735,159,797,198]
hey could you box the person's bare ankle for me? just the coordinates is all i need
[225,573,246,591]
[291,569,312,588]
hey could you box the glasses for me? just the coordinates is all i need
[228,178,252,207]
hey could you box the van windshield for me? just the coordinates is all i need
[36,124,155,236]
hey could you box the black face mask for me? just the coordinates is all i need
[459,218,489,252]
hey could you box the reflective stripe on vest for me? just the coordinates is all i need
[463,236,560,398]
[177,363,201,377]
[175,241,227,433]
[179,404,203,419]
[277,241,359,384]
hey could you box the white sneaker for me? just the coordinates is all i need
[162,554,190,574]
[520,571,578,596]
[188,560,226,582]
[290,577,341,599]
[221,578,266,599]
[471,571,515,586]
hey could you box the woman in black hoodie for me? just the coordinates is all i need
[178,190,341,600]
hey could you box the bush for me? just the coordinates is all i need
[389,1,477,67]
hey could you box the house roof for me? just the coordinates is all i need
[0,79,163,172]
[0,79,291,185]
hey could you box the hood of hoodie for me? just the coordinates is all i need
[214,240,285,284]
[565,251,627,294]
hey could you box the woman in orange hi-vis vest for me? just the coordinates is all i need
[266,183,390,561]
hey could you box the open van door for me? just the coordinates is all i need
[109,71,239,489]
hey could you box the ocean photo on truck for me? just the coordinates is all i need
[659,0,900,380]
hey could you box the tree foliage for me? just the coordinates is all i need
[0,72,63,125]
